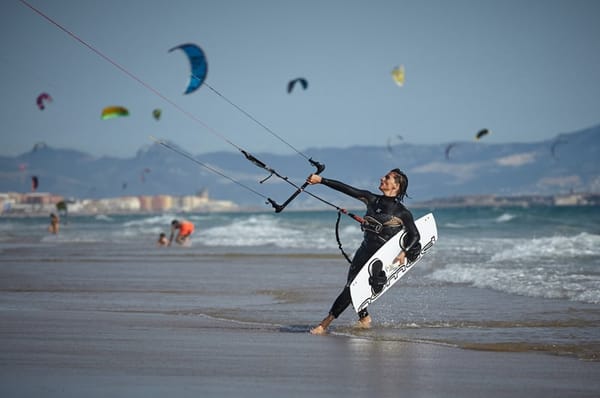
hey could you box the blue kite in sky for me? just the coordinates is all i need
[169,43,208,95]
[287,78,308,94]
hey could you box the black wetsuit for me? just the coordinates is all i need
[320,178,421,319]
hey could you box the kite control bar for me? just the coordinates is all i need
[268,158,325,213]
[239,149,325,212]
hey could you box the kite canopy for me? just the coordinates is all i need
[475,129,491,140]
[386,134,404,155]
[140,168,151,182]
[169,43,208,94]
[36,93,52,110]
[152,109,162,120]
[445,143,457,160]
[287,78,308,93]
[550,137,568,159]
[101,106,129,120]
[391,65,405,87]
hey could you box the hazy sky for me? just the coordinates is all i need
[2,0,600,158]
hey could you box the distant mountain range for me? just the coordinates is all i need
[1,125,598,209]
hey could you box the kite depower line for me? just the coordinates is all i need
[149,137,364,222]
[19,0,365,222]
[150,136,362,264]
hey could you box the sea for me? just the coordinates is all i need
[1,205,599,360]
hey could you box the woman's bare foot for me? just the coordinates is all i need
[356,315,372,329]
[309,325,327,335]
[309,314,335,335]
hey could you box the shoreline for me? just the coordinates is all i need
[1,244,599,365]
[2,305,600,398]
[1,208,599,396]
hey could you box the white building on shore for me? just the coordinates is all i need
[0,191,239,215]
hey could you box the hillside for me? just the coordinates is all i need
[1,125,598,208]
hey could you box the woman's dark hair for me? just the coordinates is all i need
[390,168,408,201]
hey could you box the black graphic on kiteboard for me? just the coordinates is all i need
[368,259,387,294]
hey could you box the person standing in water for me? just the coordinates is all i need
[168,219,195,246]
[48,213,60,234]
[306,169,421,335]
[157,232,168,246]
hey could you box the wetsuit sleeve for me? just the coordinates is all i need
[320,178,375,205]
[399,208,420,251]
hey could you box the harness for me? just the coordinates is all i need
[361,215,404,236]
[335,197,405,264]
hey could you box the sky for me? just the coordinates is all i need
[1,0,600,159]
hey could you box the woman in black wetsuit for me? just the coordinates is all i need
[307,168,421,335]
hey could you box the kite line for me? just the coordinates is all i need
[18,0,327,212]
[151,136,363,263]
[20,0,371,262]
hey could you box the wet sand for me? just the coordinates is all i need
[2,307,600,398]
[1,246,599,397]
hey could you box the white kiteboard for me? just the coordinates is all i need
[350,212,437,313]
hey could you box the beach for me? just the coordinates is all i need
[1,231,600,397]
[1,207,600,397]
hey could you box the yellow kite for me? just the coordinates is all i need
[391,65,405,87]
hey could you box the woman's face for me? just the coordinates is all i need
[379,171,400,196]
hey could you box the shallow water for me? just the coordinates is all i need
[1,206,599,360]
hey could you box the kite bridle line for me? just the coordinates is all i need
[151,136,364,226]
[19,0,323,212]
[203,82,311,163]
[202,80,328,212]
[149,136,269,201]
[152,136,363,263]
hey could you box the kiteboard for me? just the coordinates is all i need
[349,213,437,313]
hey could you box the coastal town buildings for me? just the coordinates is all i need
[0,191,239,215]
[1,191,599,216]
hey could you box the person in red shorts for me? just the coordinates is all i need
[168,219,195,246]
